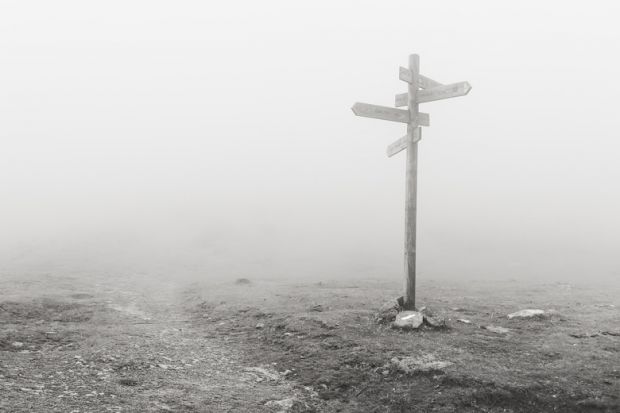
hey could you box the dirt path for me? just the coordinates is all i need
[0,272,322,412]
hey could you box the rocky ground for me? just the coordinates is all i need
[1,271,618,412]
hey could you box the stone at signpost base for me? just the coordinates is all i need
[375,299,401,324]
[507,309,545,319]
[424,315,447,328]
[392,311,423,330]
[420,307,447,329]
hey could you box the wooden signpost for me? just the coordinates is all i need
[352,54,471,310]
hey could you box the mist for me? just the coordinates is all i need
[2,0,620,285]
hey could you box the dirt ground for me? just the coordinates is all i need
[1,271,618,412]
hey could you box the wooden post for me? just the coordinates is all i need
[404,54,420,310]
[351,53,470,312]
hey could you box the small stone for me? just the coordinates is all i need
[11,342,24,348]
[424,315,447,328]
[456,319,472,324]
[391,354,452,374]
[265,397,298,411]
[255,323,265,329]
[569,332,600,338]
[482,325,510,334]
[235,278,252,285]
[310,304,324,312]
[375,299,401,324]
[392,311,424,330]
[119,378,139,386]
[507,309,545,319]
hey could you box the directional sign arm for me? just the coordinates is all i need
[396,81,471,105]
[414,112,430,127]
[351,102,430,126]
[386,134,410,158]
[352,102,409,123]
[386,128,422,157]
[399,67,413,83]
[417,81,471,103]
[395,93,408,107]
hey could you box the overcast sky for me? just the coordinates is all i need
[1,1,619,283]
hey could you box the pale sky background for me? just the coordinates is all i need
[1,1,619,283]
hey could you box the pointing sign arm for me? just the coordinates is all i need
[415,112,430,127]
[386,128,422,157]
[417,81,471,103]
[395,93,408,107]
[351,102,410,123]
[352,102,429,126]
[396,81,471,105]
[386,134,410,157]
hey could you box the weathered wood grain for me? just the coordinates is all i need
[397,81,470,105]
[403,54,420,310]
[399,67,442,89]
[395,92,408,107]
[386,129,421,157]
[351,102,410,123]
[417,81,471,103]
[418,74,442,89]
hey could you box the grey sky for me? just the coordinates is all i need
[1,1,619,282]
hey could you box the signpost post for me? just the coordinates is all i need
[352,54,471,310]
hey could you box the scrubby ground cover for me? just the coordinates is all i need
[1,271,618,412]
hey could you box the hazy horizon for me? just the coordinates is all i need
[2,1,619,284]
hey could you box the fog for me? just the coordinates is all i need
[2,1,619,284]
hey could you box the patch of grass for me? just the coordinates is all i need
[0,298,93,323]
[190,279,620,412]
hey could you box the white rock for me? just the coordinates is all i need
[256,323,265,329]
[507,309,545,319]
[482,325,510,334]
[265,397,297,412]
[392,311,424,330]
[391,354,452,374]
[456,319,472,324]
[11,342,24,348]
[245,366,280,381]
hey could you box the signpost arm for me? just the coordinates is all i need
[404,54,420,310]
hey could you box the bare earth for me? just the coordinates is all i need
[1,271,618,412]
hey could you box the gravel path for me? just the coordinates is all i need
[0,272,317,412]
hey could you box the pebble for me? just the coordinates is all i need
[507,309,545,319]
[391,355,452,374]
[482,325,510,334]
